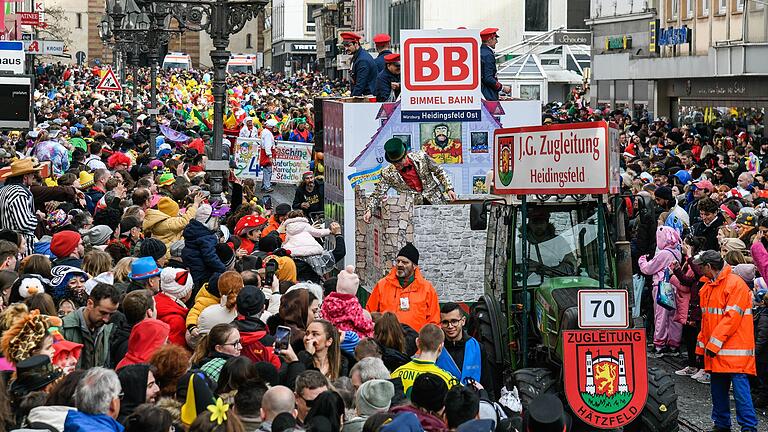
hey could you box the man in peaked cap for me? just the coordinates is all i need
[372,33,393,73]
[341,32,377,97]
[374,53,401,102]
[480,28,511,101]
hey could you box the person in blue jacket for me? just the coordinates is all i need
[341,32,377,97]
[480,27,511,101]
[181,203,227,288]
[374,53,401,102]
[435,302,496,399]
[372,33,393,73]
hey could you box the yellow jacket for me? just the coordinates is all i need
[186,284,219,328]
[391,358,457,397]
[143,203,199,246]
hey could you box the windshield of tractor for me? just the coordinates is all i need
[513,204,610,285]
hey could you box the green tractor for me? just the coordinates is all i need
[468,195,679,431]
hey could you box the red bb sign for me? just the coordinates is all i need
[403,38,479,91]
[400,29,482,122]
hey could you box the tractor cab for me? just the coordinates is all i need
[472,196,616,370]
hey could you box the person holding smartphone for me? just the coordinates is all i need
[276,319,347,382]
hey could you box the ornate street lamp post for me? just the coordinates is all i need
[136,0,268,200]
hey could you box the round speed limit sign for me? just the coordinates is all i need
[577,290,629,328]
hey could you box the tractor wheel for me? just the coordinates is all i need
[625,367,679,432]
[512,368,558,407]
[468,295,506,397]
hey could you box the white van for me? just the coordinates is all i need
[226,53,262,74]
[162,53,192,70]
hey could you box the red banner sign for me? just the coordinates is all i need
[19,12,39,26]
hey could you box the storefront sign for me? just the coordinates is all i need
[292,43,316,52]
[0,41,25,75]
[553,31,591,45]
[650,19,691,51]
[492,121,620,195]
[401,29,481,122]
[659,25,691,46]
[233,137,312,184]
[649,20,658,53]
[605,35,631,51]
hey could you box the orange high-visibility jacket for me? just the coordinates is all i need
[366,267,440,331]
[696,265,756,375]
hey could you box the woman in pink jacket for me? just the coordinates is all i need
[639,225,683,357]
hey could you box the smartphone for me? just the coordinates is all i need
[275,325,291,352]
[264,259,278,288]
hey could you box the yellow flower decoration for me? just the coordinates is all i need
[207,397,229,425]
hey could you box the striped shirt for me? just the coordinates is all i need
[0,183,38,256]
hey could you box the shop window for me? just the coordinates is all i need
[525,0,548,32]
[520,84,541,101]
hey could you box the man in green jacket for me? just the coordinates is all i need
[62,283,120,369]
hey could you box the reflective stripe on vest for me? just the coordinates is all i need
[717,349,755,356]
[709,337,724,348]
[702,307,724,315]
[724,304,752,316]
[697,340,706,349]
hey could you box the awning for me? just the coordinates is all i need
[545,69,583,84]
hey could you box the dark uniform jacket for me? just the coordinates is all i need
[350,49,377,96]
[375,68,400,102]
[480,44,501,101]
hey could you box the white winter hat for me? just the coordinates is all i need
[160,267,193,299]
[198,304,237,335]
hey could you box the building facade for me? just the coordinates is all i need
[271,0,322,74]
[589,0,768,134]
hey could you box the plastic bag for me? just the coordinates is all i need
[498,385,523,413]
[656,267,676,311]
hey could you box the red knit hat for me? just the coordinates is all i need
[50,231,81,259]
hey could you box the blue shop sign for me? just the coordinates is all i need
[659,25,691,46]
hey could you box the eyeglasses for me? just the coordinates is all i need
[222,340,242,348]
[441,318,463,328]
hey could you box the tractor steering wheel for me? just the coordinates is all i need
[526,258,570,277]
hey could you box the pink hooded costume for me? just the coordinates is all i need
[638,226,683,349]
[281,217,331,257]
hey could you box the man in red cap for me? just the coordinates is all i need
[372,33,393,73]
[341,32,377,97]
[480,28,511,101]
[375,53,401,102]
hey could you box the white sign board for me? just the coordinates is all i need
[577,290,629,329]
[233,137,312,184]
[0,41,25,74]
[492,121,620,195]
[400,29,481,122]
[25,40,64,55]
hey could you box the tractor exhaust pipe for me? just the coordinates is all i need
[613,196,636,326]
